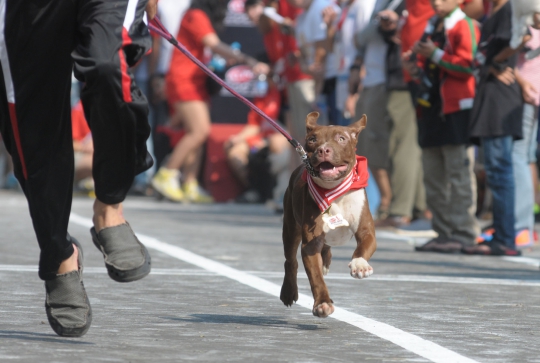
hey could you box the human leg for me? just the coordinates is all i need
[1,0,77,280]
[421,147,452,238]
[225,140,250,187]
[153,100,211,202]
[386,90,424,220]
[1,0,91,336]
[74,0,152,280]
[513,104,536,244]
[444,145,478,246]
[481,136,516,248]
[355,84,392,218]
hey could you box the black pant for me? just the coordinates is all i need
[0,0,152,280]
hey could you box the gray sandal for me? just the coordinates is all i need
[45,237,92,337]
[90,223,151,283]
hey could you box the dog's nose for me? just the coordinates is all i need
[318,146,332,157]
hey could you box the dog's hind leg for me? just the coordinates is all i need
[280,190,302,307]
[321,244,332,275]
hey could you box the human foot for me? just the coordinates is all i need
[92,199,126,233]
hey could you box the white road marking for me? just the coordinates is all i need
[65,213,481,363]
[3,264,540,288]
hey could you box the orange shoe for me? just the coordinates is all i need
[515,229,533,249]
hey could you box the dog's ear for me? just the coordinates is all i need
[348,114,367,140]
[305,111,320,133]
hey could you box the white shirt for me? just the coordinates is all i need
[361,0,388,88]
[334,0,376,111]
[295,0,341,79]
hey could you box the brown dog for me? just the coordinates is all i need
[280,112,376,318]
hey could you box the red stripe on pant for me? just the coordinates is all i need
[119,27,133,102]
[7,103,28,180]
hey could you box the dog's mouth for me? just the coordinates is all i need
[315,161,348,179]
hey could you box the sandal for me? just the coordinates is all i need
[461,241,521,256]
[415,237,463,254]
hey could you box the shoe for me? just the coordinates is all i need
[415,237,463,253]
[515,229,533,249]
[182,180,214,203]
[461,241,522,256]
[151,167,184,202]
[375,215,410,229]
[45,237,92,337]
[91,223,151,283]
[235,189,262,204]
[395,219,438,238]
[476,228,495,244]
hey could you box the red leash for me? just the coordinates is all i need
[148,16,316,176]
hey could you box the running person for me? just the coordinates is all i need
[0,0,158,337]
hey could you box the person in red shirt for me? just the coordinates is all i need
[152,0,270,203]
[401,0,484,83]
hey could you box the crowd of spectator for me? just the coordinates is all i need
[1,0,540,256]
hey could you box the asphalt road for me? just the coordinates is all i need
[1,190,540,363]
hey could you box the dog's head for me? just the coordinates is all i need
[304,112,367,182]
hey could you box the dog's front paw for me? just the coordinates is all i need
[280,278,298,307]
[348,257,373,279]
[312,302,334,318]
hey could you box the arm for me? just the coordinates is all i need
[224,124,261,149]
[202,33,270,75]
[415,20,477,79]
[515,68,539,105]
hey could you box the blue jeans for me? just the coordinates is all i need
[512,104,538,240]
[482,136,516,248]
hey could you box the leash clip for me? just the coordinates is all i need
[295,145,317,177]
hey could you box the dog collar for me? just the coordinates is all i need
[302,155,369,212]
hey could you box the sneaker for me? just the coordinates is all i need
[182,180,214,203]
[151,167,184,202]
[45,237,92,337]
[476,228,495,244]
[515,229,533,249]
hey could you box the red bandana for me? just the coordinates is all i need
[302,155,369,212]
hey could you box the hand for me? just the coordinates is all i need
[345,94,358,119]
[150,75,166,104]
[322,5,338,26]
[224,135,243,150]
[308,63,325,78]
[490,66,515,86]
[412,39,437,58]
[534,13,540,29]
[401,51,419,78]
[146,0,158,20]
[521,80,538,105]
[378,10,399,32]
[252,62,270,75]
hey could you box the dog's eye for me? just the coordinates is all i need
[339,136,345,142]
[308,137,316,143]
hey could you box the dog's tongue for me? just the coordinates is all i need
[318,162,347,178]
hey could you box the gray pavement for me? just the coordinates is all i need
[1,190,540,363]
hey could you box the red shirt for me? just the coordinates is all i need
[166,9,215,102]
[278,0,311,83]
[402,0,473,82]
